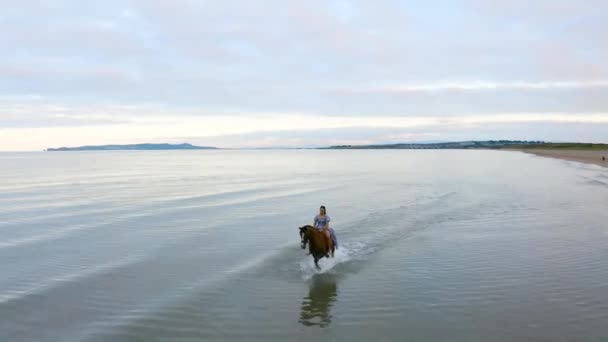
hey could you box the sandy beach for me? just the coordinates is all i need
[517,149,608,168]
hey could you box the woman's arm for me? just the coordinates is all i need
[323,216,330,230]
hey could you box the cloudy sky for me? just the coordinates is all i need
[1,0,607,150]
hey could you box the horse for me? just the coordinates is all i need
[299,225,335,270]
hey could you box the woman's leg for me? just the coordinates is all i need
[329,228,337,249]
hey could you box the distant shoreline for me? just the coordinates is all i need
[512,149,608,168]
[323,141,608,150]
[323,140,544,150]
[38,142,608,168]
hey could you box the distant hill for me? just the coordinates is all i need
[46,143,217,151]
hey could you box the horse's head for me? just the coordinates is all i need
[299,226,310,249]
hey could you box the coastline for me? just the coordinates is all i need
[513,149,608,168]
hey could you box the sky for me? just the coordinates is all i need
[1,0,607,150]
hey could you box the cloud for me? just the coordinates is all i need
[2,111,607,151]
[168,121,608,148]
[326,80,608,93]
[0,0,607,149]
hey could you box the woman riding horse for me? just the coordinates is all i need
[299,206,339,269]
[314,206,333,248]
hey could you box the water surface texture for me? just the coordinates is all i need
[1,150,608,341]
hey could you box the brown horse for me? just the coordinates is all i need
[299,225,335,270]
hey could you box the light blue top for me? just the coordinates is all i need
[314,214,330,231]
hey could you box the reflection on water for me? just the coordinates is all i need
[299,274,338,327]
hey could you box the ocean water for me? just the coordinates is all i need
[1,150,608,341]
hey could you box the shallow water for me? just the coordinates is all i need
[1,150,608,341]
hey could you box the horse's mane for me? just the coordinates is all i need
[302,224,315,229]
[302,225,323,235]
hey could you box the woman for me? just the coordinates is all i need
[314,205,338,251]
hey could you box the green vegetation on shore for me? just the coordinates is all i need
[323,140,608,150]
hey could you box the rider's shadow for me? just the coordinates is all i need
[298,273,338,328]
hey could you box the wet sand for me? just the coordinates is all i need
[516,149,608,168]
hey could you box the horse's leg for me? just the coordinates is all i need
[314,257,321,270]
[331,245,335,258]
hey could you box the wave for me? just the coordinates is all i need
[0,185,336,250]
[0,255,144,305]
